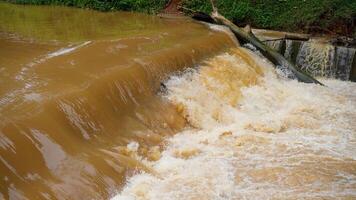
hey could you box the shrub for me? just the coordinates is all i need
[8,0,168,13]
[182,0,356,36]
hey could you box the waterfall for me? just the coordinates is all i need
[1,3,356,199]
[265,39,356,81]
[111,46,356,200]
[335,46,356,80]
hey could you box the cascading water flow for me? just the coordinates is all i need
[297,41,356,80]
[112,47,356,199]
[0,3,236,199]
[264,39,356,81]
[1,2,355,200]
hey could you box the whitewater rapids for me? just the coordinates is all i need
[112,47,356,200]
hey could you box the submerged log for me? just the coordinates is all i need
[193,0,324,85]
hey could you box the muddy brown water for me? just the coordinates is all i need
[1,2,356,200]
[0,2,234,199]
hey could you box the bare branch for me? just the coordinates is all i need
[244,25,252,34]
[180,6,197,13]
[209,0,217,13]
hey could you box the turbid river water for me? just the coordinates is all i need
[0,2,355,200]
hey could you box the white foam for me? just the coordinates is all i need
[111,48,356,199]
[207,23,240,46]
[24,92,42,102]
[47,41,91,59]
[127,142,140,152]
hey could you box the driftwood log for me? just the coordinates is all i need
[192,0,324,85]
[262,34,310,42]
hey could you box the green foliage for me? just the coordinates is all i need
[6,0,355,35]
[183,0,356,35]
[7,0,168,13]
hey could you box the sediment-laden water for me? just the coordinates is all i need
[0,2,234,199]
[1,2,355,200]
[113,47,356,200]
[256,29,356,81]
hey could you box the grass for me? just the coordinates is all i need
[5,0,355,36]
[6,0,168,13]
[183,0,356,36]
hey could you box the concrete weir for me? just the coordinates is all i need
[254,29,356,81]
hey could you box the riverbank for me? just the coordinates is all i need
[6,0,168,13]
[6,0,355,37]
[182,0,355,38]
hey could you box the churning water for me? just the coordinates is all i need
[112,48,356,199]
[0,2,355,200]
[0,2,234,199]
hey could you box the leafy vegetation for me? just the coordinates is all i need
[183,0,356,36]
[7,0,168,13]
[6,0,355,36]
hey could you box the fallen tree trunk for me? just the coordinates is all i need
[284,34,310,41]
[261,34,310,42]
[192,0,324,85]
